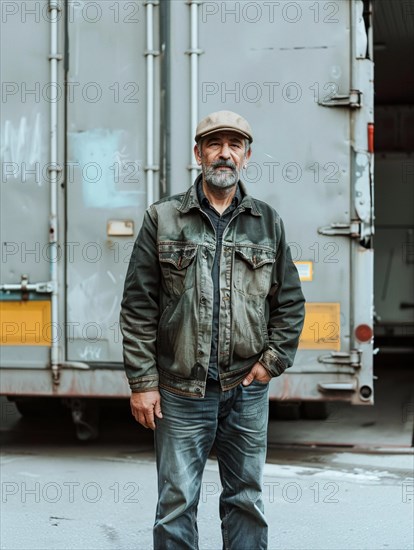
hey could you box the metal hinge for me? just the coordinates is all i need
[318,350,362,368]
[318,90,362,108]
[318,222,361,237]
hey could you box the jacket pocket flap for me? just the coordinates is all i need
[158,243,198,270]
[235,246,275,269]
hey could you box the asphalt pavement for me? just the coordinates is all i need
[1,358,413,549]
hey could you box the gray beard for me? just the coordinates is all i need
[203,160,239,189]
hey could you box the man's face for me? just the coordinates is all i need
[194,131,251,190]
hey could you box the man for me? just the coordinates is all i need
[120,110,305,549]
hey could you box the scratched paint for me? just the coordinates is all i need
[1,113,44,174]
[354,152,370,222]
[67,268,120,361]
[79,345,103,361]
[355,0,368,59]
[68,128,143,208]
[67,271,119,332]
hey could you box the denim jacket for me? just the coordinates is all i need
[120,180,305,398]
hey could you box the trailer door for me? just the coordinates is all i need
[0,6,60,376]
[65,1,160,363]
[168,0,374,404]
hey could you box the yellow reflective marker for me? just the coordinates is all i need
[0,301,52,346]
[299,302,340,350]
[294,261,313,281]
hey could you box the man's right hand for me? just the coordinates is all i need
[130,390,163,430]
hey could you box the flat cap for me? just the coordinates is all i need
[195,110,253,143]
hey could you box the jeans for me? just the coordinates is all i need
[153,379,269,550]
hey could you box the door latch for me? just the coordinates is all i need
[318,90,362,108]
[318,222,361,238]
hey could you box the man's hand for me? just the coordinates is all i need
[242,362,272,386]
[130,390,163,430]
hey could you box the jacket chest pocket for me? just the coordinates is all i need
[158,242,198,296]
[233,245,275,297]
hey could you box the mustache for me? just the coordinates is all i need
[211,160,237,170]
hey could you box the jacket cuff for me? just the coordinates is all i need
[128,373,159,393]
[258,349,287,377]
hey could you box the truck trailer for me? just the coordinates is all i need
[1,0,412,439]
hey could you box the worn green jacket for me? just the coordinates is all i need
[120,180,305,397]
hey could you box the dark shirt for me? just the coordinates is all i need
[197,177,242,380]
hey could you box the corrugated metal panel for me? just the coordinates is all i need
[374,0,414,43]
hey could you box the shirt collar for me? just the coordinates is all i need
[177,175,262,217]
[197,176,242,209]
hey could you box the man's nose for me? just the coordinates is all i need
[219,143,231,159]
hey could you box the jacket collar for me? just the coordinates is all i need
[177,174,262,216]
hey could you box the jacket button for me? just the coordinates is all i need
[200,296,206,304]
[195,387,202,393]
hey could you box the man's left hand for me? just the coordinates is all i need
[242,362,272,386]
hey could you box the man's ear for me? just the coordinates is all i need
[194,143,202,165]
[245,147,252,163]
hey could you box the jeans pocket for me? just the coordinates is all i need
[250,379,270,387]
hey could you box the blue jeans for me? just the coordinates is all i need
[153,379,269,550]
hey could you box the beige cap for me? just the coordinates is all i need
[195,110,253,143]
